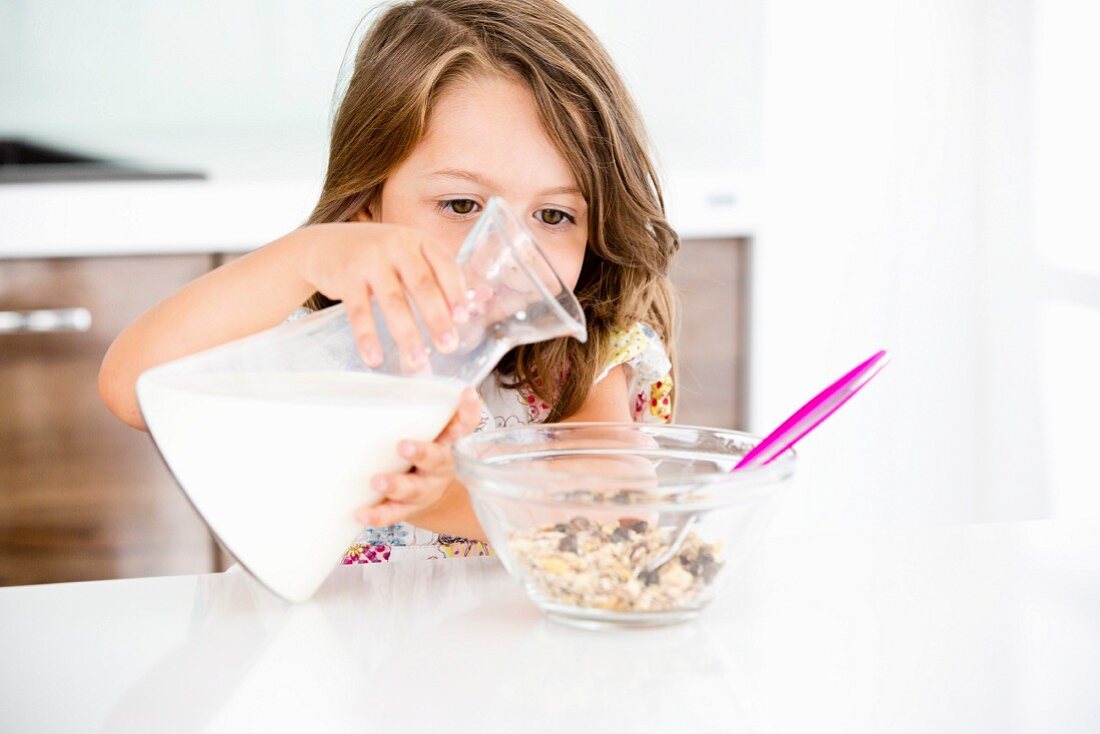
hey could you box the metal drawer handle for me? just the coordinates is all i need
[0,308,92,334]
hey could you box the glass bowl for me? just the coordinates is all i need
[453,422,795,629]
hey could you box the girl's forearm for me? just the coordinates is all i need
[406,480,488,541]
[99,231,317,430]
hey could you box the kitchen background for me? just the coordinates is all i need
[1,0,1096,585]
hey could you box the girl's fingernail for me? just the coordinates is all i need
[371,476,388,492]
[452,305,469,324]
[438,331,458,353]
[406,347,426,369]
[398,441,416,459]
[366,347,383,366]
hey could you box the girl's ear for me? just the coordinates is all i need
[354,208,371,223]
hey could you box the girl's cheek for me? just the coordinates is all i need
[545,239,586,292]
[568,260,585,290]
[563,251,586,291]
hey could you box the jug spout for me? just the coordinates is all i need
[445,196,587,385]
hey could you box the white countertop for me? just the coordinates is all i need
[0,130,755,259]
[2,519,1097,733]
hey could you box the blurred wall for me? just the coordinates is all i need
[1032,0,1100,520]
[0,0,763,174]
[755,0,1098,534]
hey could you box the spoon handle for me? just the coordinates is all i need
[645,350,889,576]
[734,349,890,470]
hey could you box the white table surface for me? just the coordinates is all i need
[2,519,1097,733]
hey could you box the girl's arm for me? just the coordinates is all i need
[99,223,466,431]
[99,233,316,430]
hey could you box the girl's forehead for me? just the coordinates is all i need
[408,75,582,199]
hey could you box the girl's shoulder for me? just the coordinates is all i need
[598,322,671,387]
[598,321,673,424]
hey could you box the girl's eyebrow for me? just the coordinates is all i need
[429,168,490,185]
[428,168,582,198]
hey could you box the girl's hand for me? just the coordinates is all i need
[355,387,482,527]
[294,221,468,371]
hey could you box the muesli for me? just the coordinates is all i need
[507,516,723,612]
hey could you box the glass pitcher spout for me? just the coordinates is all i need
[439,195,587,384]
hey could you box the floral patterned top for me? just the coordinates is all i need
[338,321,673,565]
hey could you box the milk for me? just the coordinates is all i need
[136,370,464,602]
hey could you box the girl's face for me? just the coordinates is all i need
[375,74,588,291]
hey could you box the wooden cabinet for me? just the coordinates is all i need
[0,255,221,586]
[669,238,749,429]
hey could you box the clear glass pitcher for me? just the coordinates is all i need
[134,197,587,603]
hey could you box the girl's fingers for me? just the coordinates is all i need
[344,289,383,367]
[370,470,442,505]
[437,388,482,444]
[466,283,494,318]
[391,243,458,355]
[397,439,449,474]
[421,238,469,322]
[367,264,427,370]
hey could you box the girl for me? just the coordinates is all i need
[99,0,679,563]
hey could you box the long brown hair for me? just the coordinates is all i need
[305,0,679,420]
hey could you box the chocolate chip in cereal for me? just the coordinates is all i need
[569,516,592,531]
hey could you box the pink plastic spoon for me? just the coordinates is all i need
[643,349,890,575]
[734,348,890,470]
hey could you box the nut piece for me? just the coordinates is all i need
[507,518,724,613]
[540,557,571,575]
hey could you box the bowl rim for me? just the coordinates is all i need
[452,421,796,503]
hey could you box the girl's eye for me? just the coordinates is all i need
[438,198,480,217]
[535,208,575,227]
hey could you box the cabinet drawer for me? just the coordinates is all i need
[669,238,748,429]
[0,255,220,585]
